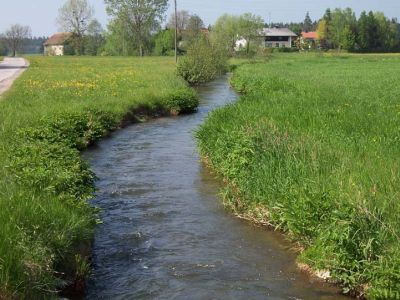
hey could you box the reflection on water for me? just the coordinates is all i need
[84,76,348,299]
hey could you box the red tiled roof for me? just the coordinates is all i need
[43,33,72,46]
[301,31,318,39]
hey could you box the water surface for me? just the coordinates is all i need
[84,76,348,299]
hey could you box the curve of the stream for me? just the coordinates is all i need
[84,76,348,300]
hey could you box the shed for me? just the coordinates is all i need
[43,33,72,56]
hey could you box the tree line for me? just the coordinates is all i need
[1,0,399,57]
[273,9,400,52]
[317,8,400,52]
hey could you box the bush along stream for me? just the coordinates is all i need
[0,56,198,298]
[196,53,400,299]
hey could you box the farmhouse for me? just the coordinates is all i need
[302,31,318,42]
[43,33,72,56]
[262,28,297,48]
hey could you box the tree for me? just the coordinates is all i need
[103,18,133,56]
[303,12,313,32]
[85,19,105,55]
[183,14,205,42]
[374,12,398,51]
[4,24,31,56]
[329,8,356,51]
[167,10,190,32]
[57,0,94,54]
[238,13,264,54]
[154,29,175,55]
[357,11,379,51]
[317,19,328,48]
[210,14,240,55]
[105,0,168,57]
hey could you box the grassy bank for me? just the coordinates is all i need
[0,56,197,298]
[196,53,400,299]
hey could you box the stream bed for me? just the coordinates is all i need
[84,76,349,299]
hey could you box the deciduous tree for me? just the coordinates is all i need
[85,19,105,55]
[104,0,168,56]
[57,0,94,54]
[167,10,190,32]
[4,24,31,56]
[238,13,264,54]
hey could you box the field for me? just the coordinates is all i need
[0,56,197,298]
[197,53,400,299]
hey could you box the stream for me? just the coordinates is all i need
[84,76,348,299]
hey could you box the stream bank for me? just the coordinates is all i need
[84,76,348,299]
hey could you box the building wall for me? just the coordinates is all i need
[44,45,64,56]
[265,37,293,48]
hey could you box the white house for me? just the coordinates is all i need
[262,28,297,48]
[235,28,297,51]
[235,37,248,51]
[43,33,72,56]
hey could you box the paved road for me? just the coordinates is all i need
[0,57,29,97]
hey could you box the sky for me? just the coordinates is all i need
[1,0,400,37]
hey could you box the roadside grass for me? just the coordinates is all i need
[0,56,198,298]
[197,53,400,299]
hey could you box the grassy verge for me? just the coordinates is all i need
[0,56,198,298]
[196,53,400,299]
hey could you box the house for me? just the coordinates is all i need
[43,33,72,56]
[301,31,318,48]
[235,37,247,51]
[262,28,297,48]
[302,31,318,42]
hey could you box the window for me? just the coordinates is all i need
[275,43,280,48]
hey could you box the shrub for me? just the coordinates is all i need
[164,88,199,114]
[177,37,228,85]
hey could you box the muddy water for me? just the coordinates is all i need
[84,76,348,299]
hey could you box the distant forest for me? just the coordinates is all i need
[0,37,47,55]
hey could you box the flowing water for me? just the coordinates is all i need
[84,76,349,300]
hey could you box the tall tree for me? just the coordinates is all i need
[211,14,240,55]
[329,8,356,51]
[374,12,398,51]
[183,14,205,42]
[105,0,168,56]
[317,19,329,48]
[154,28,175,55]
[167,10,190,32]
[303,12,313,32]
[57,0,94,54]
[85,19,105,55]
[4,24,31,56]
[238,13,264,54]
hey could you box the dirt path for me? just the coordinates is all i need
[0,57,29,97]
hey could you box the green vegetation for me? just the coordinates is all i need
[197,53,400,299]
[0,56,197,298]
[316,8,399,52]
[177,37,228,85]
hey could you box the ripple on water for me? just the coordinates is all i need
[84,76,349,300]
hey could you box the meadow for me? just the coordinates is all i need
[196,53,400,299]
[0,56,197,298]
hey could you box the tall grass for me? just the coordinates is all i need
[0,56,198,298]
[196,53,400,299]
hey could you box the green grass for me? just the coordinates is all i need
[197,53,400,299]
[0,56,197,298]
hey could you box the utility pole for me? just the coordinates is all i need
[174,0,178,63]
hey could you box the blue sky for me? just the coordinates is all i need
[1,0,400,36]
